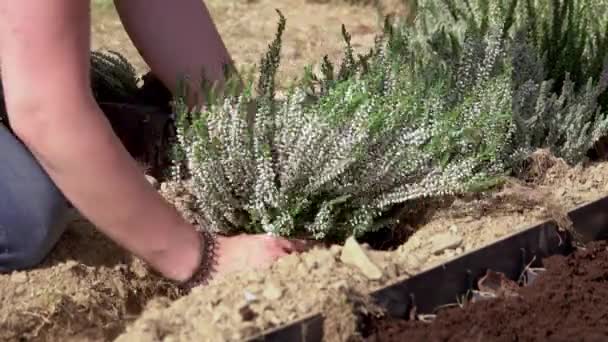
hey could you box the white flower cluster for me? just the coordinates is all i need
[168,0,608,240]
[170,23,513,240]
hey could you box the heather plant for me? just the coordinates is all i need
[90,50,141,103]
[408,0,608,89]
[509,30,608,166]
[170,12,515,240]
[399,0,608,165]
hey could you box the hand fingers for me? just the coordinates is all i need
[288,238,317,252]
[269,236,297,252]
[266,235,317,253]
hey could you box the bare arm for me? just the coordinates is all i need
[114,0,239,105]
[0,1,201,281]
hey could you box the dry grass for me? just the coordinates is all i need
[91,0,386,87]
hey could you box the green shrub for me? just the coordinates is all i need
[401,0,608,165]
[170,11,515,240]
[90,50,141,103]
[47,0,602,241]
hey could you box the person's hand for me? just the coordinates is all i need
[212,233,311,279]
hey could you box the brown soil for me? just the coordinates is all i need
[0,210,180,342]
[2,150,606,342]
[364,239,608,342]
[113,155,608,342]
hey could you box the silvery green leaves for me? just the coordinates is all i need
[170,14,514,240]
[408,0,608,167]
[169,1,608,240]
[511,63,608,165]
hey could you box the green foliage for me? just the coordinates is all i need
[90,50,141,103]
[171,10,515,240]
[171,1,608,240]
[367,0,608,165]
[510,33,608,165]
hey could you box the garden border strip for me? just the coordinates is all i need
[371,195,608,318]
[370,219,566,318]
[245,313,324,342]
[244,195,608,341]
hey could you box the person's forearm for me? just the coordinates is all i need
[12,98,200,281]
[0,0,201,282]
[114,0,239,105]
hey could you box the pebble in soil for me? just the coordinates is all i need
[364,240,608,342]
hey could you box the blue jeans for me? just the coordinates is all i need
[0,124,69,272]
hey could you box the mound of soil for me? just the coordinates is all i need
[3,152,608,341]
[114,158,608,342]
[364,240,608,342]
[0,210,180,342]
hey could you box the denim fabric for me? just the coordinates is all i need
[0,124,69,272]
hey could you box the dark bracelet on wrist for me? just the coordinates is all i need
[177,228,219,293]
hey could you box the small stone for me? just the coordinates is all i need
[262,283,283,301]
[130,259,149,279]
[10,272,28,284]
[449,225,459,233]
[340,236,383,280]
[430,233,463,255]
[243,290,258,303]
[145,175,159,189]
[14,285,25,296]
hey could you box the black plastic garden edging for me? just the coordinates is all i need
[245,195,608,342]
[246,313,324,342]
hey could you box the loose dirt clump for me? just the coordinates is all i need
[364,239,608,341]
[116,154,608,342]
[116,246,385,342]
[0,210,179,342]
[396,152,607,273]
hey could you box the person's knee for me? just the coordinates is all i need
[0,200,69,272]
[0,124,70,272]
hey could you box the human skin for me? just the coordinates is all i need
[114,0,239,105]
[0,1,304,283]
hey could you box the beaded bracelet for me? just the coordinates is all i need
[177,228,219,293]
